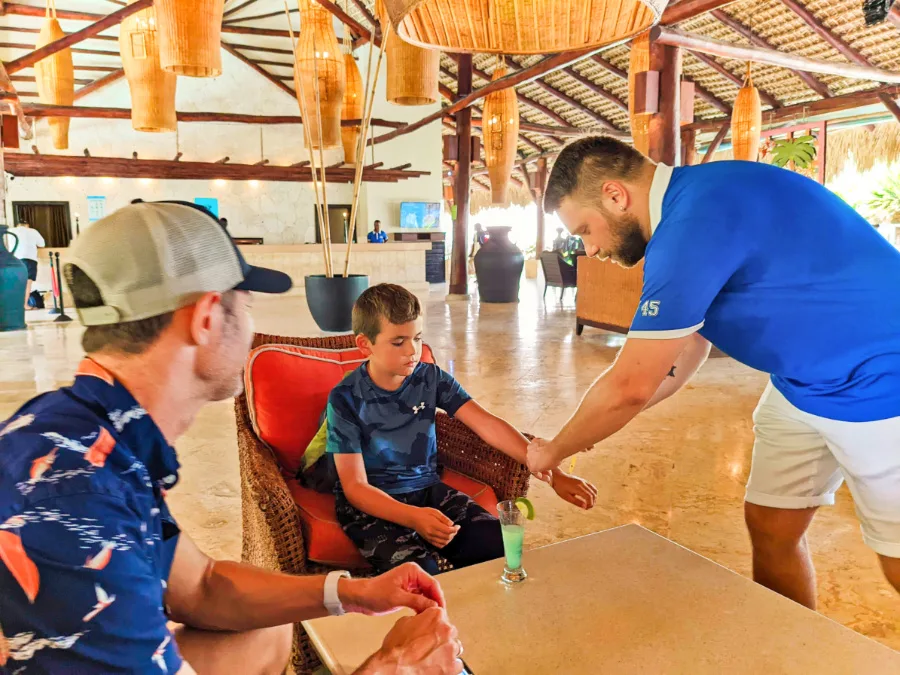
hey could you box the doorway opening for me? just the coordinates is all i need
[314,204,358,244]
[12,202,72,247]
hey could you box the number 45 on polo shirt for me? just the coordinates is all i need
[640,301,660,317]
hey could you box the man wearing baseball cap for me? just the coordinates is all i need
[0,202,463,673]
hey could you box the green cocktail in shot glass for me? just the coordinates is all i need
[497,499,532,584]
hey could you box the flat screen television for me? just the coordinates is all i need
[400,201,441,230]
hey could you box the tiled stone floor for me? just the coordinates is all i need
[1,279,897,651]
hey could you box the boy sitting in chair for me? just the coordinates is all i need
[328,284,597,574]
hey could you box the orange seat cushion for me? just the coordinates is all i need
[289,468,499,568]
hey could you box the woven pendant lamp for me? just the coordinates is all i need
[381,0,669,54]
[731,64,762,162]
[295,0,346,150]
[341,52,364,165]
[156,0,224,77]
[482,65,519,204]
[120,3,177,133]
[34,1,74,150]
[628,32,651,156]
[375,0,438,105]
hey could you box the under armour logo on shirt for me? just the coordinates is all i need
[412,402,426,414]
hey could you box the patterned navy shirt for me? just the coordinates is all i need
[327,362,471,494]
[0,359,183,673]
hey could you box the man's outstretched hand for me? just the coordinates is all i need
[526,437,562,474]
[342,563,446,616]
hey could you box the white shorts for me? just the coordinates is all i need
[746,382,900,558]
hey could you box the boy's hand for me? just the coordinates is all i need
[413,508,460,549]
[550,470,598,510]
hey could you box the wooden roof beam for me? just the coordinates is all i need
[653,27,900,84]
[373,44,639,146]
[687,50,781,108]
[221,42,296,99]
[684,83,900,132]
[21,103,408,128]
[74,69,124,101]
[660,0,743,24]
[878,92,900,124]
[710,9,831,98]
[5,0,151,74]
[778,0,871,68]
[349,0,378,28]
[223,0,261,18]
[0,60,33,138]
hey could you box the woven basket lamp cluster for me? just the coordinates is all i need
[731,66,762,162]
[34,1,74,150]
[628,31,651,156]
[294,0,346,150]
[155,0,225,78]
[120,3,177,133]
[376,0,439,105]
[380,0,669,54]
[341,51,364,166]
[482,66,520,204]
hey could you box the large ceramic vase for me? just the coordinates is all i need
[0,225,27,331]
[305,274,369,332]
[474,226,524,303]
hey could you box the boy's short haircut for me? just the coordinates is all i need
[352,283,421,342]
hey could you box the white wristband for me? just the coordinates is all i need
[324,570,351,616]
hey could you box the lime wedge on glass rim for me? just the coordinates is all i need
[514,497,535,520]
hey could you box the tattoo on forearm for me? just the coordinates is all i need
[667,366,676,378]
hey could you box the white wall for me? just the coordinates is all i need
[4,45,441,244]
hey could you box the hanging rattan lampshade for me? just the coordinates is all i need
[375,0,439,105]
[381,0,668,54]
[295,0,346,150]
[34,6,74,150]
[341,52,364,165]
[120,3,177,133]
[482,66,519,204]
[628,32,651,156]
[731,66,762,162]
[156,0,224,77]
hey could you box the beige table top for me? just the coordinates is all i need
[302,525,900,674]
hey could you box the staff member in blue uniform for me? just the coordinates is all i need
[368,219,388,243]
[527,136,900,609]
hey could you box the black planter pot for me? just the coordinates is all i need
[304,274,369,332]
[473,226,524,303]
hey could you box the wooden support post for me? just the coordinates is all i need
[681,128,697,166]
[701,123,729,163]
[648,38,681,166]
[817,121,827,185]
[450,54,473,297]
[535,157,548,254]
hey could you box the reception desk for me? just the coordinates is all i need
[41,242,433,304]
[576,256,643,334]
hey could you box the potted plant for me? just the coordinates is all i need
[868,174,900,226]
[523,245,539,279]
[288,7,390,331]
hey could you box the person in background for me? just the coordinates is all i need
[0,202,464,674]
[474,223,488,246]
[8,220,45,309]
[468,223,488,275]
[368,219,388,243]
[552,227,567,252]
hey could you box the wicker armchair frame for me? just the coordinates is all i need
[235,333,531,673]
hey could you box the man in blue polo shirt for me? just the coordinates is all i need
[528,136,900,610]
[0,202,464,673]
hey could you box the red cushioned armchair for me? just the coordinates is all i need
[235,333,531,674]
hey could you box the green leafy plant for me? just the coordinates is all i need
[867,174,900,223]
[523,244,537,260]
[770,135,817,169]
